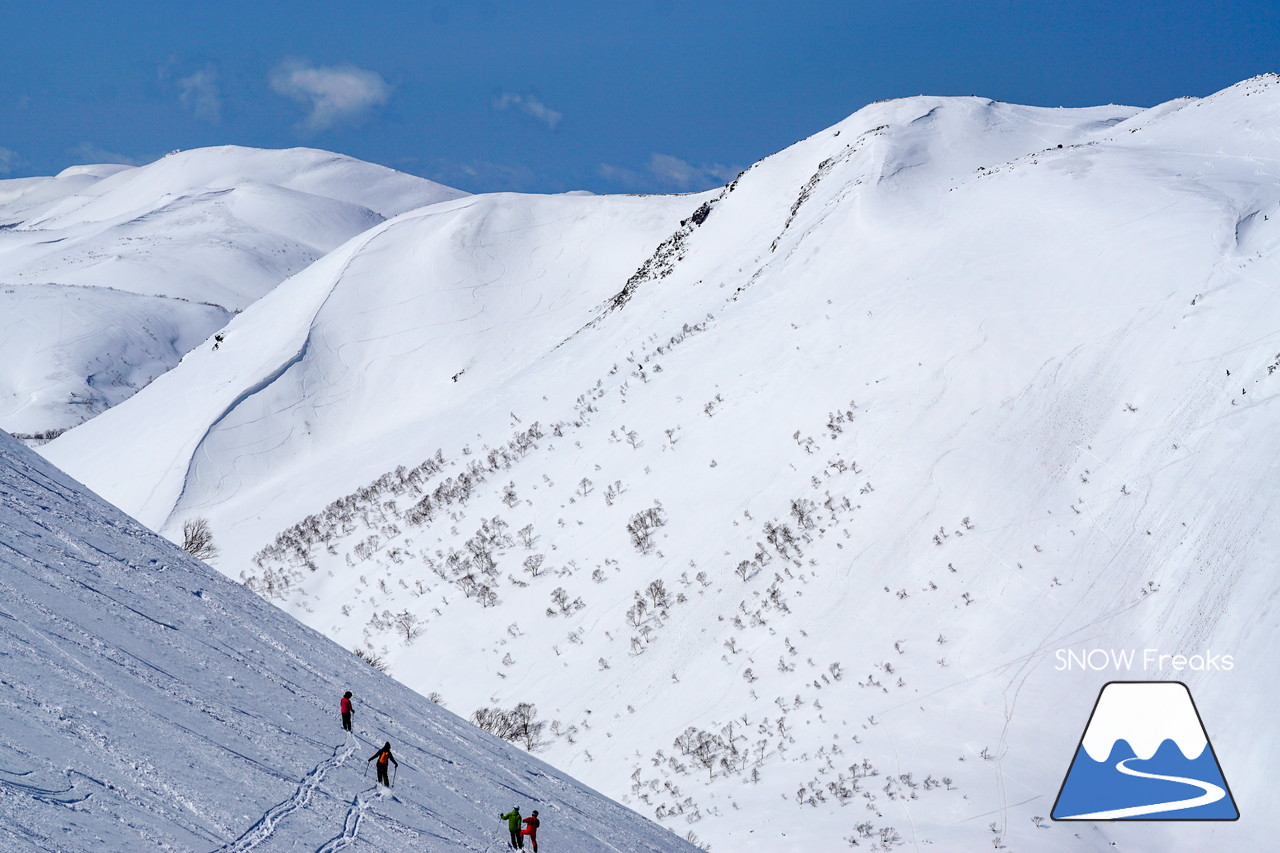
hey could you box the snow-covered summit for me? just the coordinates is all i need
[0,427,697,852]
[0,145,465,437]
[6,145,460,229]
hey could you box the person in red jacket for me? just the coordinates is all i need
[340,691,354,732]
[521,810,540,852]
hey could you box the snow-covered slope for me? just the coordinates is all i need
[42,188,703,537]
[0,428,698,852]
[46,76,1280,849]
[0,146,464,437]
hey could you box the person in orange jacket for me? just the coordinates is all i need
[521,810,540,851]
[367,742,397,786]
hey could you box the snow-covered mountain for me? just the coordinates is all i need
[0,427,698,852]
[45,76,1280,849]
[0,146,463,437]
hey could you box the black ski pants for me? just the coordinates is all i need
[341,712,352,731]
[376,763,390,786]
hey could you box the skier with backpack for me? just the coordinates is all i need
[340,691,354,732]
[522,810,540,851]
[367,742,397,787]
[500,806,523,848]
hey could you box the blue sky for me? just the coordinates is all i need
[2,1,1277,194]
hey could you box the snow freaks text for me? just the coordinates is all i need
[1054,648,1234,672]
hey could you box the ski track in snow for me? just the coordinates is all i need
[313,788,369,853]
[212,740,356,853]
[0,767,94,808]
[2,430,701,852]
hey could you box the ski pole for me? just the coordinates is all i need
[392,764,397,787]
[364,761,370,779]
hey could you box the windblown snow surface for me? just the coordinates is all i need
[0,430,699,852]
[46,76,1280,849]
[0,146,463,437]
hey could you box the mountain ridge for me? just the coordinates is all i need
[0,145,464,436]
[43,76,1280,850]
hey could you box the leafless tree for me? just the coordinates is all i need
[393,610,422,644]
[354,648,389,672]
[182,517,220,562]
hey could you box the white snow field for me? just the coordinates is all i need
[0,146,463,437]
[45,75,1280,849]
[0,428,700,852]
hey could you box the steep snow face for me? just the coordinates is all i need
[45,77,1280,850]
[0,429,698,853]
[0,146,464,436]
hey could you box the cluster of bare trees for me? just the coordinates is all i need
[469,702,546,751]
[627,502,667,554]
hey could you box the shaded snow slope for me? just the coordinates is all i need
[0,429,698,852]
[0,146,463,436]
[46,77,1280,849]
[44,189,703,536]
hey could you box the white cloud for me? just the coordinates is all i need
[595,162,643,189]
[69,143,143,166]
[648,154,739,190]
[269,59,391,132]
[598,154,740,192]
[0,147,22,175]
[493,92,563,129]
[647,153,706,189]
[429,158,539,193]
[178,63,222,124]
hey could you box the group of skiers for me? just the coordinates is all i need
[343,692,400,786]
[341,692,543,849]
[500,806,540,851]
